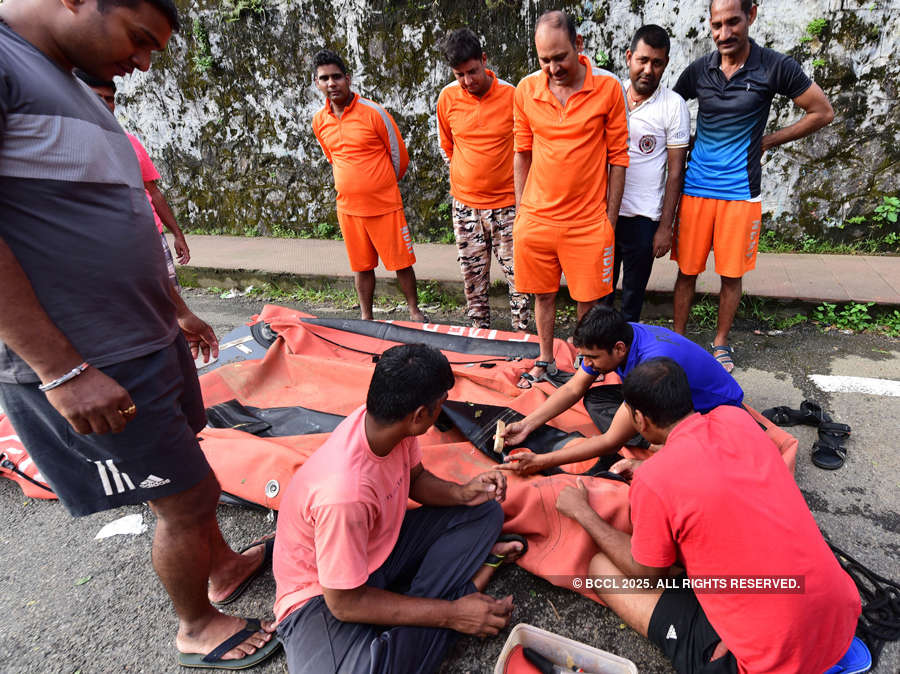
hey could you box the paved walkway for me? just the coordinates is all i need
[173,234,900,305]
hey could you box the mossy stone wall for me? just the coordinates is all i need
[116,0,899,243]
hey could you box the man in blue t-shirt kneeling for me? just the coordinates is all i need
[499,306,743,476]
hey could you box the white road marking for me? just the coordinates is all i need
[809,374,900,397]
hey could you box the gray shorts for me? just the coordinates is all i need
[0,335,210,516]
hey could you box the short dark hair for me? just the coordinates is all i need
[623,357,694,427]
[74,69,116,90]
[97,0,180,32]
[440,28,482,68]
[366,344,455,424]
[535,10,577,47]
[572,305,633,352]
[630,24,670,55]
[709,0,755,16]
[312,49,348,77]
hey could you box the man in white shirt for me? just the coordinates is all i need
[612,25,690,322]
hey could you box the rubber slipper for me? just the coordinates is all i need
[484,533,528,568]
[178,618,282,670]
[710,344,735,373]
[211,536,275,607]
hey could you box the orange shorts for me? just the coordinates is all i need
[337,208,416,272]
[513,215,614,301]
[672,194,761,277]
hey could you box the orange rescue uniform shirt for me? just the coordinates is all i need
[436,70,515,209]
[312,93,410,217]
[514,54,629,226]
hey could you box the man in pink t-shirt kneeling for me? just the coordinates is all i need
[557,357,861,674]
[273,344,524,674]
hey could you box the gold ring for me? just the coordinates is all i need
[118,404,137,417]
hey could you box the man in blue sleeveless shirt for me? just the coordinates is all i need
[499,306,743,475]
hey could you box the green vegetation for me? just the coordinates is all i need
[813,302,900,336]
[757,196,900,254]
[222,0,266,22]
[806,18,828,37]
[416,280,460,310]
[689,296,900,336]
[191,22,214,73]
[812,57,826,68]
[240,282,359,309]
[299,222,342,240]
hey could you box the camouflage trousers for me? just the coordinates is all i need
[452,199,530,331]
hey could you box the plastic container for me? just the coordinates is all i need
[493,623,638,674]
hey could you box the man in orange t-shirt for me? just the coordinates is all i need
[311,50,425,322]
[513,11,629,388]
[273,345,525,673]
[557,358,860,674]
[436,28,529,332]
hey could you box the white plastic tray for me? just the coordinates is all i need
[493,622,638,674]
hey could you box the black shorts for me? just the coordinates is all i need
[648,576,739,674]
[0,335,210,516]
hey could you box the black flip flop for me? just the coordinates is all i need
[484,533,528,568]
[178,618,282,670]
[212,536,275,607]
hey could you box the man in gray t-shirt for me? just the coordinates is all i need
[0,0,279,669]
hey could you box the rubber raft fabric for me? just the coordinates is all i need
[0,305,798,604]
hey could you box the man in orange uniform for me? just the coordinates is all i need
[513,11,629,388]
[437,28,530,332]
[311,49,425,322]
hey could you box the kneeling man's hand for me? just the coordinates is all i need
[459,471,507,505]
[450,593,513,637]
[556,477,592,521]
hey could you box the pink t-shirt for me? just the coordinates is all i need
[630,407,860,674]
[126,133,164,233]
[273,405,422,623]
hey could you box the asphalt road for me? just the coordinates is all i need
[0,289,897,674]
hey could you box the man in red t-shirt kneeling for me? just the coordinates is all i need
[557,357,860,674]
[273,344,524,673]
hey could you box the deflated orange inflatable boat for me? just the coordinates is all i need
[0,305,798,602]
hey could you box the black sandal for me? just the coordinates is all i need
[812,421,851,470]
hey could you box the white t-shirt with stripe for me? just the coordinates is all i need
[619,83,690,221]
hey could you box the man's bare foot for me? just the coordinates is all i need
[472,539,526,591]
[409,308,427,322]
[208,538,269,605]
[176,611,275,660]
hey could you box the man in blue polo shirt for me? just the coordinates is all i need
[499,306,743,475]
[671,0,833,373]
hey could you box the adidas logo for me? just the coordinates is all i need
[139,474,171,489]
[666,625,678,640]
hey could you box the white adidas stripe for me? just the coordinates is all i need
[95,460,136,495]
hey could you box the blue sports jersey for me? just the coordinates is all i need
[674,41,811,201]
[581,323,744,412]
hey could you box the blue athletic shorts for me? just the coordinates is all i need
[0,335,210,516]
